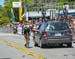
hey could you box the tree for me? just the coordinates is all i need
[4,0,35,22]
[68,0,75,2]
[0,6,10,26]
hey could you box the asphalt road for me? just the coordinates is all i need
[0,33,75,59]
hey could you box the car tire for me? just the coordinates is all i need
[59,43,63,47]
[67,43,72,47]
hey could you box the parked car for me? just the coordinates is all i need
[34,21,73,48]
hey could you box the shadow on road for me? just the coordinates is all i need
[39,45,74,49]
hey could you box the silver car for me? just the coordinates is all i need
[34,21,73,48]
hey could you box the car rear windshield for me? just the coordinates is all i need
[46,22,69,31]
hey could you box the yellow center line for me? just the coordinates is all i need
[0,39,45,59]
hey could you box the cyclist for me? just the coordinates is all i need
[23,20,30,48]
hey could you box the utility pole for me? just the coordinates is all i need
[24,0,27,14]
[24,0,27,20]
[19,0,22,21]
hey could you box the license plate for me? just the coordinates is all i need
[55,33,61,36]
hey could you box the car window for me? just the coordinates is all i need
[46,24,55,31]
[46,22,69,31]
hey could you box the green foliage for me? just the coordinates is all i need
[2,0,75,25]
[68,0,75,2]
[0,6,10,26]
[56,0,75,9]
[4,0,35,22]
[26,0,34,6]
[0,17,10,24]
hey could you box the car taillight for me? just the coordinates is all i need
[43,31,47,38]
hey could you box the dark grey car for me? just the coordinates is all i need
[34,21,73,48]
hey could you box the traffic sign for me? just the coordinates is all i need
[12,2,21,8]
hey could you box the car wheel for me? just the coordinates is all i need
[67,43,72,47]
[59,43,63,47]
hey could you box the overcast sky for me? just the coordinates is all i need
[0,0,4,5]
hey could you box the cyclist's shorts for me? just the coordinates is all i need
[24,28,30,35]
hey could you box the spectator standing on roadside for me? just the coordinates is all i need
[32,22,39,45]
[39,19,47,40]
[13,23,17,34]
[17,22,23,35]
